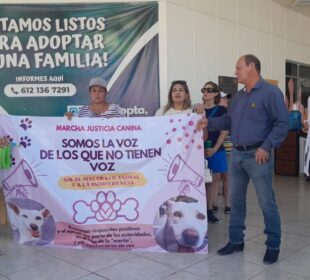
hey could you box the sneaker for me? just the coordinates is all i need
[224,207,231,214]
[207,210,219,224]
[213,206,218,213]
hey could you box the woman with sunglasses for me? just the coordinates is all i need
[202,81,229,224]
[155,80,192,116]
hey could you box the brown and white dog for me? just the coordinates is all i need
[7,202,51,244]
[155,196,207,253]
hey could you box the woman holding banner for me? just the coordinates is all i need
[155,80,194,116]
[65,77,125,119]
[155,80,206,131]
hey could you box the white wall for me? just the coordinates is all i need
[2,0,310,106]
[166,0,310,105]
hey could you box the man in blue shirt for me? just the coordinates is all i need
[207,54,289,264]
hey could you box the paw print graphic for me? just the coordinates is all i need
[5,135,13,143]
[19,136,31,148]
[10,155,16,166]
[16,187,28,198]
[91,191,121,222]
[20,118,32,131]
[72,191,139,224]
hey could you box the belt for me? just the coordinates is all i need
[234,142,263,151]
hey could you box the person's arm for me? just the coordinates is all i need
[208,111,231,131]
[302,109,308,133]
[288,78,294,111]
[205,130,228,157]
[261,89,289,152]
[255,87,289,164]
[195,117,208,141]
[207,105,231,131]
[192,103,205,115]
[213,130,229,151]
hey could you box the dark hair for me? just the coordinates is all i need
[163,80,192,114]
[244,54,261,74]
[202,81,221,105]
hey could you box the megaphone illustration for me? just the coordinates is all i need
[2,159,38,196]
[167,155,203,188]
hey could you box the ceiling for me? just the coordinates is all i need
[272,0,310,17]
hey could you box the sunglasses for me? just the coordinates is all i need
[201,88,217,93]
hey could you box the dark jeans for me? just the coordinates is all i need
[229,148,281,250]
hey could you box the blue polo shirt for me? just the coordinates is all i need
[208,78,289,152]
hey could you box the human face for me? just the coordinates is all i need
[90,85,107,104]
[171,83,188,105]
[202,84,218,102]
[235,57,252,85]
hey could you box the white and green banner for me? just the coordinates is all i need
[0,2,159,116]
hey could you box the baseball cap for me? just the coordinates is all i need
[220,91,231,99]
[89,77,108,89]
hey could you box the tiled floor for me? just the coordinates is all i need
[1,175,310,280]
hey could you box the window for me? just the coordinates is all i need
[286,61,310,114]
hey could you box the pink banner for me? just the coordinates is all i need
[0,114,207,253]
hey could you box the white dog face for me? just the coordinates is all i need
[164,199,207,249]
[8,202,50,243]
